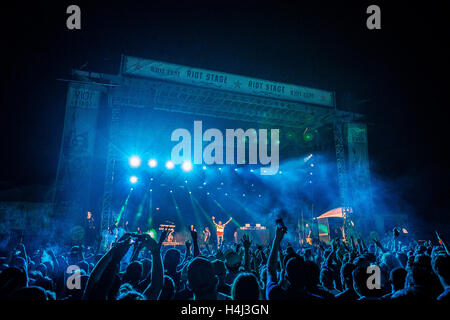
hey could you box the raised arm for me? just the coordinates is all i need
[436,231,449,255]
[211,216,219,227]
[143,230,168,300]
[224,217,233,226]
[83,233,132,300]
[267,226,286,284]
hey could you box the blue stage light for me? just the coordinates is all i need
[202,166,207,170]
[129,156,141,168]
[148,159,157,168]
[129,176,138,184]
[165,160,175,170]
[181,160,193,172]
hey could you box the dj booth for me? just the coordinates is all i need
[235,224,270,246]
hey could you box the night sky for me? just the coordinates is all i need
[0,1,448,229]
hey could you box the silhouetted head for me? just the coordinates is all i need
[0,267,28,298]
[187,257,218,299]
[390,267,407,292]
[9,286,47,300]
[231,272,260,300]
[340,263,356,290]
[164,248,181,271]
[432,254,450,287]
[123,261,143,286]
[286,257,307,289]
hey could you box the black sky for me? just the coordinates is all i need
[0,1,448,225]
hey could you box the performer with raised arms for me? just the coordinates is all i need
[212,216,232,247]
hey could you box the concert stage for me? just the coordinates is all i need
[51,55,378,246]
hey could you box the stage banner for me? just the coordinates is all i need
[346,122,379,230]
[121,55,334,107]
[53,83,102,224]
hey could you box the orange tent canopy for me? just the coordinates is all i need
[317,207,349,219]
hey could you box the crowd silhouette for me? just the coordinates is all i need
[0,223,448,302]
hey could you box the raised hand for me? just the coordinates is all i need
[242,234,252,250]
[393,228,400,238]
[158,229,169,248]
[112,233,133,258]
[190,229,198,241]
[141,233,159,253]
[275,225,287,241]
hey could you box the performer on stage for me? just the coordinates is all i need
[85,211,96,246]
[211,216,232,247]
[203,227,211,244]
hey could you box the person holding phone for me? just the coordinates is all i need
[212,216,232,247]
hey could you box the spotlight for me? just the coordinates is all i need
[169,190,173,193]
[202,166,207,170]
[148,159,157,168]
[148,229,157,239]
[129,156,141,168]
[181,160,193,172]
[303,128,314,142]
[250,169,254,173]
[218,167,222,171]
[207,192,210,195]
[129,176,138,184]
[234,168,238,172]
[165,160,175,170]
[279,171,283,174]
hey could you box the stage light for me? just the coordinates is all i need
[129,176,138,184]
[279,170,283,174]
[148,159,157,168]
[150,189,152,192]
[207,192,210,195]
[165,160,175,170]
[202,166,207,170]
[129,156,142,168]
[250,169,254,173]
[148,229,157,239]
[234,168,238,172]
[181,160,193,172]
[310,163,314,167]
[303,128,314,142]
[203,182,207,185]
[189,191,192,194]
[218,167,222,171]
